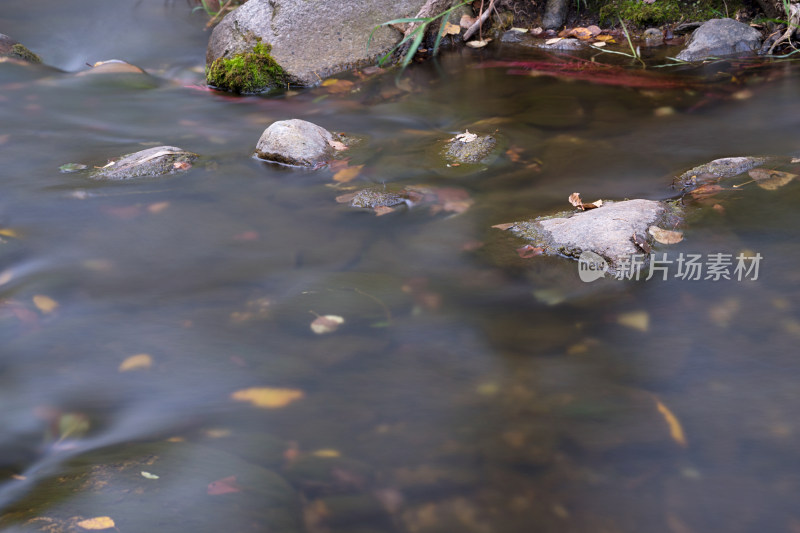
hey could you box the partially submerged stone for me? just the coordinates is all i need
[255,119,338,168]
[672,156,770,191]
[90,146,198,180]
[503,199,679,274]
[443,132,497,165]
[206,0,428,89]
[338,186,473,217]
[676,18,762,62]
[0,33,42,63]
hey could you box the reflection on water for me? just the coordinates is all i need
[2,1,800,531]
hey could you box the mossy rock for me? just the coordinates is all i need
[0,34,42,63]
[206,41,287,94]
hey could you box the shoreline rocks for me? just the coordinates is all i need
[676,18,762,61]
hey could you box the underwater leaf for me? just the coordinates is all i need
[688,183,723,200]
[147,201,170,214]
[517,244,544,258]
[76,517,115,530]
[119,353,153,372]
[312,449,341,458]
[310,314,345,334]
[32,295,58,314]
[0,228,20,238]
[654,398,688,447]
[648,226,684,244]
[617,311,649,332]
[59,163,88,173]
[230,387,305,408]
[207,475,242,495]
[748,168,796,190]
[333,164,364,183]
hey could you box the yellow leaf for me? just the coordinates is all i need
[654,398,688,447]
[748,168,796,190]
[76,516,116,530]
[617,311,649,332]
[118,353,153,372]
[442,22,461,35]
[312,449,341,457]
[333,164,364,183]
[321,78,340,86]
[33,295,59,314]
[231,387,304,408]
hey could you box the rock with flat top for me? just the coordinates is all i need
[255,119,337,168]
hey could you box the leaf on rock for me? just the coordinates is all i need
[595,35,616,42]
[648,226,684,244]
[119,353,153,372]
[492,222,515,230]
[654,398,688,447]
[545,37,563,45]
[76,517,116,530]
[310,314,345,334]
[333,164,364,183]
[442,22,461,35]
[231,387,305,408]
[510,27,529,33]
[329,139,348,151]
[568,27,594,40]
[568,192,602,210]
[452,130,478,143]
[748,168,796,190]
[32,295,58,314]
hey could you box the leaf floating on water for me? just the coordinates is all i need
[617,311,650,332]
[32,295,58,314]
[207,475,242,495]
[310,314,345,334]
[76,517,116,530]
[230,387,305,408]
[141,471,159,479]
[466,39,491,48]
[648,226,684,244]
[119,353,153,372]
[333,164,364,183]
[654,398,688,447]
[0,228,20,238]
[321,78,355,94]
[59,163,88,173]
[312,449,341,458]
[748,168,796,190]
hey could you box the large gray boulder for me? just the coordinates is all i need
[676,18,762,61]
[206,0,427,90]
[255,119,336,167]
[504,199,677,274]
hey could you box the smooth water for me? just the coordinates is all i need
[2,2,800,532]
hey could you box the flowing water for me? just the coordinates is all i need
[2,2,800,532]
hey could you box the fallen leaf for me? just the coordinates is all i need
[569,27,594,40]
[33,295,58,314]
[517,244,544,258]
[460,14,478,28]
[617,311,649,332]
[569,192,584,208]
[442,21,461,35]
[0,228,20,238]
[492,222,515,230]
[654,398,688,447]
[374,206,395,216]
[172,161,192,171]
[466,39,491,48]
[312,449,341,458]
[147,201,170,214]
[231,387,305,408]
[310,314,345,334]
[595,35,616,42]
[59,163,88,173]
[510,27,529,33]
[590,41,606,48]
[688,183,723,200]
[322,79,355,94]
[335,192,357,204]
[119,353,153,372]
[0,269,13,286]
[102,205,142,220]
[207,475,242,495]
[545,37,563,45]
[76,517,115,530]
[587,25,602,36]
[453,130,478,143]
[329,139,348,151]
[748,168,796,190]
[141,471,160,479]
[333,164,364,183]
[648,226,684,244]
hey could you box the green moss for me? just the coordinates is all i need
[206,41,286,94]
[598,0,742,26]
[10,43,41,63]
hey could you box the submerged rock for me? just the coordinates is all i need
[676,18,762,61]
[503,199,679,274]
[672,156,770,191]
[0,33,42,63]
[206,0,427,89]
[443,132,497,165]
[90,146,198,180]
[255,119,337,168]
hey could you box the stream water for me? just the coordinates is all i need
[2,2,800,532]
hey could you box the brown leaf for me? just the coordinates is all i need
[333,164,364,183]
[688,183,723,200]
[587,25,602,36]
[335,192,357,204]
[492,222,515,230]
[374,206,395,216]
[569,192,584,208]
[569,27,595,40]
[648,226,684,244]
[748,168,796,190]
[517,245,544,258]
[328,139,348,151]
[207,475,242,495]
[442,22,461,35]
[33,295,58,314]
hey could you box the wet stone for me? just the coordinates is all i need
[0,33,42,63]
[89,146,198,180]
[443,133,496,165]
[673,156,770,191]
[676,18,762,61]
[349,188,408,209]
[255,119,337,168]
[506,199,678,275]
